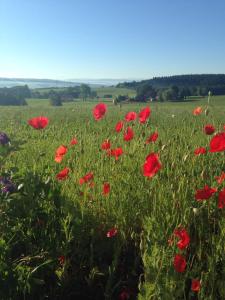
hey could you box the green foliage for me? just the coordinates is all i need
[49,94,62,106]
[0,96,225,298]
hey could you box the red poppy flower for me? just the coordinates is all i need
[139,106,151,123]
[124,127,134,142]
[218,188,225,209]
[103,182,110,195]
[215,172,225,184]
[191,279,201,292]
[174,228,190,250]
[125,111,137,122]
[58,255,65,266]
[70,138,78,145]
[79,172,94,185]
[106,227,118,238]
[209,132,225,152]
[107,147,123,160]
[56,167,70,180]
[119,289,130,300]
[101,139,111,150]
[93,103,107,120]
[143,153,162,177]
[195,185,217,201]
[55,145,68,163]
[194,147,207,155]
[115,121,124,132]
[146,132,158,144]
[28,116,49,129]
[193,107,202,116]
[173,254,187,273]
[204,124,215,135]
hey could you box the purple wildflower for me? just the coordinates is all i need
[0,177,17,194]
[0,132,10,145]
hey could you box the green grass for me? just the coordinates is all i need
[0,95,225,299]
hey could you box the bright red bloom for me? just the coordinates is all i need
[209,132,225,152]
[101,139,111,150]
[106,227,118,238]
[93,103,107,120]
[28,116,49,129]
[79,172,94,185]
[55,145,68,163]
[193,107,202,116]
[173,254,186,273]
[143,153,162,177]
[124,127,134,142]
[195,185,217,201]
[146,132,158,144]
[204,124,215,135]
[194,147,207,155]
[174,228,190,250]
[115,121,124,132]
[191,279,201,292]
[107,147,123,160]
[56,167,70,180]
[215,172,225,184]
[70,138,78,145]
[218,188,225,209]
[103,182,110,195]
[125,111,137,122]
[139,106,151,123]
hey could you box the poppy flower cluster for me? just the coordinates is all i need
[56,167,70,180]
[93,103,107,120]
[193,107,202,116]
[204,124,215,135]
[172,227,190,273]
[145,132,158,144]
[143,153,161,177]
[194,147,207,155]
[106,227,118,238]
[209,132,225,152]
[195,184,225,208]
[79,172,94,185]
[55,145,68,163]
[123,127,134,142]
[101,140,111,150]
[28,116,49,129]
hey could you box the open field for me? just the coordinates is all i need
[0,96,225,299]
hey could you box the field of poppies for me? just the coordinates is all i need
[0,96,225,300]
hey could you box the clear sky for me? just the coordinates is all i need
[0,0,225,80]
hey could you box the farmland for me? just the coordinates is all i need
[0,95,225,299]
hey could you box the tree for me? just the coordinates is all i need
[136,83,156,102]
[49,94,62,106]
[80,84,91,101]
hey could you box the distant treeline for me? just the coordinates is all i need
[117,74,225,101]
[32,84,97,102]
[0,85,30,105]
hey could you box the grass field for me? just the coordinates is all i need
[0,96,225,299]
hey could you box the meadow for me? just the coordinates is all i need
[0,95,225,299]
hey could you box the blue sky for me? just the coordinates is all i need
[0,0,225,79]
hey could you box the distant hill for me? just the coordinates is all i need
[0,77,134,89]
[117,74,225,89]
[0,78,80,89]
